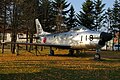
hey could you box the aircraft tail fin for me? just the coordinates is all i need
[35,19,44,34]
[35,19,50,36]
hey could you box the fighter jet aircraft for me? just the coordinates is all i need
[2,19,112,60]
[34,19,112,60]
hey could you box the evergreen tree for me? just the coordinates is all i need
[105,8,115,50]
[0,0,7,53]
[112,0,120,50]
[94,0,105,31]
[0,0,4,25]
[11,0,23,53]
[38,0,54,32]
[52,0,70,32]
[77,0,95,29]
[66,5,77,31]
[107,0,120,51]
[112,0,120,28]
[105,8,113,29]
[20,0,38,51]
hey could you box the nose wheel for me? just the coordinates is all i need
[94,49,101,60]
[94,53,101,60]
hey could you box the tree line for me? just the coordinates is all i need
[0,0,120,52]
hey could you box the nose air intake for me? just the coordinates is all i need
[98,32,112,46]
[100,32,112,42]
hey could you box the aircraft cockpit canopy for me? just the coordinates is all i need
[70,25,89,32]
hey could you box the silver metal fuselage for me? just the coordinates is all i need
[37,29,103,50]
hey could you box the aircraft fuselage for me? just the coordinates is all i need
[37,30,103,50]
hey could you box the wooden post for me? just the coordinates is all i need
[41,46,43,51]
[2,43,4,54]
[35,45,38,56]
[16,44,19,55]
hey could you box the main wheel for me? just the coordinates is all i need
[94,53,101,60]
[49,50,54,56]
[69,49,74,56]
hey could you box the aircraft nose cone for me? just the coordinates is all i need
[100,32,112,42]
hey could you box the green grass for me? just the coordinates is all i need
[0,49,120,80]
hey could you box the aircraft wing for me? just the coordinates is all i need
[2,42,71,49]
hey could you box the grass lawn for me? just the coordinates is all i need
[0,48,120,80]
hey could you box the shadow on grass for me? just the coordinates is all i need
[53,53,95,58]
[0,67,120,80]
[100,58,120,62]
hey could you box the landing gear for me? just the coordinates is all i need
[94,49,101,60]
[49,47,54,56]
[68,49,74,56]
[94,53,101,60]
[76,50,80,54]
[49,50,54,56]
